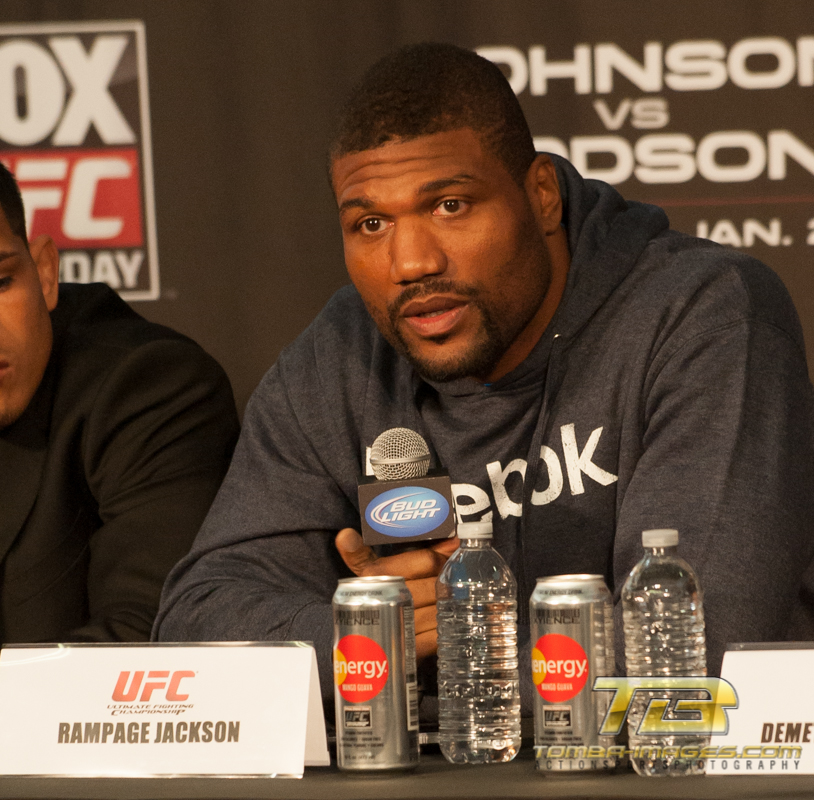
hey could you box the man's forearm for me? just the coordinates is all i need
[157,582,336,702]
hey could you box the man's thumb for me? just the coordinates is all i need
[335,528,378,575]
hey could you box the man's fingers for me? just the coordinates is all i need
[416,630,437,662]
[414,604,437,635]
[335,528,379,575]
[430,535,460,557]
[369,543,456,579]
[405,576,437,608]
[334,531,449,662]
[335,531,460,580]
[420,536,459,573]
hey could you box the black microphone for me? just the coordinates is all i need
[358,428,455,546]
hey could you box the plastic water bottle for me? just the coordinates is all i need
[436,521,521,764]
[622,529,707,777]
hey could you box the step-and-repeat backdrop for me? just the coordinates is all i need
[1,1,813,412]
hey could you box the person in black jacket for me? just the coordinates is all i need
[0,161,239,642]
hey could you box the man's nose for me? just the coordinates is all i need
[389,218,447,283]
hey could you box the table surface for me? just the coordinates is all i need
[0,750,813,800]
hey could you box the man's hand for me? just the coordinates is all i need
[335,528,459,662]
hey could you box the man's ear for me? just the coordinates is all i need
[29,235,59,312]
[525,154,563,236]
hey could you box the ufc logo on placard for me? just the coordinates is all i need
[112,670,195,702]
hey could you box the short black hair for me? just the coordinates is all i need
[0,161,27,245]
[329,42,536,185]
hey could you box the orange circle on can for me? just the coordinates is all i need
[333,635,389,702]
[532,633,589,702]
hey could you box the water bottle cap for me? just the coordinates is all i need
[642,528,679,547]
[457,521,493,539]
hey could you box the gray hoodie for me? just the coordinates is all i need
[155,156,814,714]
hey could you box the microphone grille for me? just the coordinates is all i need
[370,428,431,481]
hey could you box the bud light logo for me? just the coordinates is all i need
[365,487,449,537]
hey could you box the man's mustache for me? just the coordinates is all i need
[388,279,479,319]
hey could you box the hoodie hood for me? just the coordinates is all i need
[550,154,670,345]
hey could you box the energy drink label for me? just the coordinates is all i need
[333,576,419,770]
[530,574,617,772]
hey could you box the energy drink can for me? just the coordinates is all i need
[530,574,617,772]
[333,576,419,770]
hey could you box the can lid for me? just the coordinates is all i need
[642,528,679,547]
[535,574,604,584]
[457,521,493,539]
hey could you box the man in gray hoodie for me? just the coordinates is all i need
[155,43,814,711]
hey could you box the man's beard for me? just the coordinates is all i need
[383,279,507,382]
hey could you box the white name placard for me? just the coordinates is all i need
[0,642,329,777]
[708,644,814,776]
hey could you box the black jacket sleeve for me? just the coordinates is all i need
[69,337,239,642]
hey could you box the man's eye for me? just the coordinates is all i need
[360,218,385,233]
[0,277,11,290]
[434,199,467,216]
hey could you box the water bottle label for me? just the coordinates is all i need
[532,634,590,702]
[334,635,389,702]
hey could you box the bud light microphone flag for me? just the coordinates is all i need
[358,428,455,545]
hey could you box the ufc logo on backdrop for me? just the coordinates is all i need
[112,670,195,703]
[0,21,159,300]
